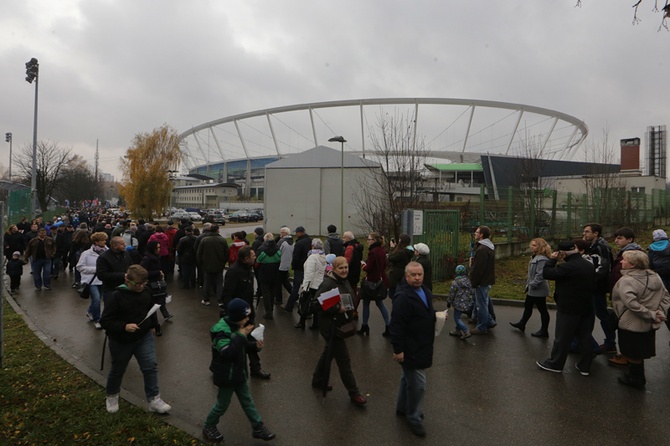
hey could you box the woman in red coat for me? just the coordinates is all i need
[358,232,391,337]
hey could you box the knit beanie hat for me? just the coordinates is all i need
[455,265,466,276]
[254,227,264,236]
[653,229,668,241]
[227,298,251,322]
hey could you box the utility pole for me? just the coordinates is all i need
[4,132,11,180]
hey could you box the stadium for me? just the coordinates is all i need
[177,98,590,200]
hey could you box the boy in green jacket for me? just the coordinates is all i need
[202,298,276,443]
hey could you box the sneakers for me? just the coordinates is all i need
[164,314,173,322]
[35,287,41,291]
[86,312,94,322]
[599,343,617,354]
[460,330,472,340]
[202,425,224,443]
[448,330,463,337]
[252,422,276,441]
[575,364,590,376]
[536,361,562,373]
[94,322,102,330]
[148,395,171,413]
[201,300,211,306]
[106,393,119,413]
[43,287,52,291]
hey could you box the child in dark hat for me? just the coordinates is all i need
[7,251,24,293]
[447,265,474,340]
[203,298,276,443]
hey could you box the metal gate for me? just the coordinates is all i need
[409,209,460,282]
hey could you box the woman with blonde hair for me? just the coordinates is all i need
[510,237,552,337]
[611,249,670,389]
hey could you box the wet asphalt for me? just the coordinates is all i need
[7,260,670,445]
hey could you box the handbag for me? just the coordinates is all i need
[360,278,385,301]
[335,319,357,338]
[149,279,168,303]
[77,274,96,299]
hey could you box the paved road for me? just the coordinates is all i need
[7,267,670,445]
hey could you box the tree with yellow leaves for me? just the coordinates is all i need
[119,124,182,219]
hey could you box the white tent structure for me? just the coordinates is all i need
[264,145,380,236]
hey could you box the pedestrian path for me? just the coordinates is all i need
[7,269,670,445]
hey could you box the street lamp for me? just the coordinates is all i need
[4,132,11,180]
[328,136,347,233]
[25,57,39,217]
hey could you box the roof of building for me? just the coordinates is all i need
[173,182,241,190]
[265,145,379,169]
[426,163,483,172]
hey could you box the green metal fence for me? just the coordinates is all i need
[412,209,461,282]
[7,189,31,225]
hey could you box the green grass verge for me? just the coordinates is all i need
[0,303,203,446]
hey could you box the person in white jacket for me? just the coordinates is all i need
[295,239,326,330]
[77,231,108,329]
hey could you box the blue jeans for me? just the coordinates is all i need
[396,366,427,426]
[285,270,304,311]
[31,258,52,288]
[87,284,103,322]
[361,299,390,326]
[475,285,495,331]
[106,331,159,399]
[453,309,468,333]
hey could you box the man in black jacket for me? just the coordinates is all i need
[283,226,311,312]
[97,236,132,301]
[222,246,271,380]
[390,262,436,438]
[583,222,615,353]
[537,240,596,375]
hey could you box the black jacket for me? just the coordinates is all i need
[387,248,414,289]
[587,237,613,294]
[222,261,255,315]
[96,248,132,293]
[292,234,312,271]
[390,280,436,369]
[343,239,364,285]
[176,234,197,264]
[100,285,156,343]
[543,254,595,315]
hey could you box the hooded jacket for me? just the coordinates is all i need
[470,239,495,288]
[612,268,670,332]
[648,239,670,288]
[256,239,281,282]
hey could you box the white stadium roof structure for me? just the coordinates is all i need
[178,98,589,173]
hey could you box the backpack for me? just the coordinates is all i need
[122,232,138,249]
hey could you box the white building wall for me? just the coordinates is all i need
[265,166,380,236]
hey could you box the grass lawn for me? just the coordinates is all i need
[0,302,203,446]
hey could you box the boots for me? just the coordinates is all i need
[509,321,525,332]
[357,324,369,336]
[382,325,390,337]
[618,361,646,389]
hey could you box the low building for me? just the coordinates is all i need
[171,181,241,209]
[264,145,381,236]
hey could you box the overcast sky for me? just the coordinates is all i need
[1,0,668,181]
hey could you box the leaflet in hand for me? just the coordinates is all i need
[139,304,162,325]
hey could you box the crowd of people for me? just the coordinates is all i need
[6,211,670,442]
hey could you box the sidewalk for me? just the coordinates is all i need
[8,268,670,445]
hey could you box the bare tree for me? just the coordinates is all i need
[14,140,75,211]
[576,0,669,30]
[354,111,427,239]
[53,154,100,205]
[581,128,628,225]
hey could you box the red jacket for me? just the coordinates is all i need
[363,242,389,288]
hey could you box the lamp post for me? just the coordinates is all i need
[25,57,39,217]
[4,132,11,180]
[328,136,347,233]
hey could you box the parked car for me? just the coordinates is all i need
[188,212,203,221]
[229,211,260,223]
[204,211,226,225]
